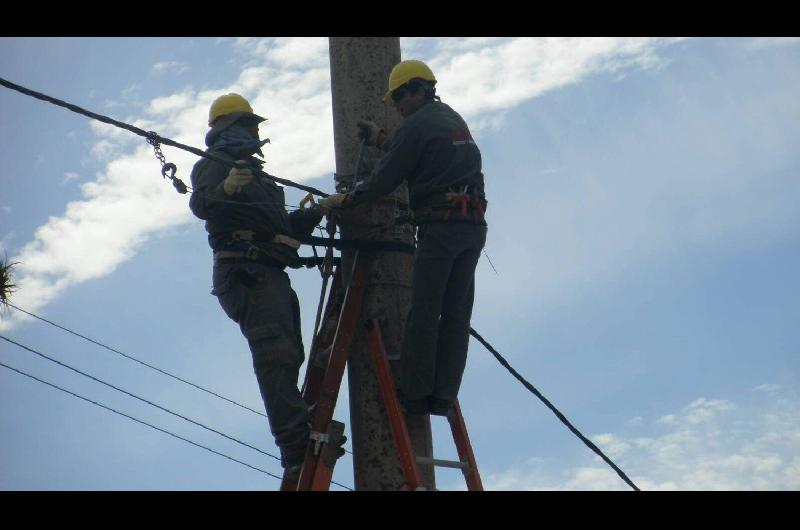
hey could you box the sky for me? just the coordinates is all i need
[1,37,799,491]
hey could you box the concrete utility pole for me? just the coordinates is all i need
[328,37,435,490]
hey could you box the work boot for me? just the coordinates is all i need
[428,397,454,417]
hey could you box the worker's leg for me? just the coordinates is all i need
[400,224,456,406]
[213,262,310,467]
[432,224,486,409]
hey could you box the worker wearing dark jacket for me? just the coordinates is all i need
[321,60,488,416]
[189,94,323,475]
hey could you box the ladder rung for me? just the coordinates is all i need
[416,456,470,471]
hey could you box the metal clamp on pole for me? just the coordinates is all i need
[309,431,329,456]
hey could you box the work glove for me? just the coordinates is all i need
[357,119,386,147]
[318,193,348,211]
[223,162,254,195]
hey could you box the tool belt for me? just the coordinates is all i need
[414,186,487,226]
[213,230,303,269]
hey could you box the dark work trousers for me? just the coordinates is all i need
[211,260,310,467]
[400,222,487,404]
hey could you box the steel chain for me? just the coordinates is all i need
[146,132,187,194]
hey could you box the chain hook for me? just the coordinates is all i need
[147,131,188,194]
[161,162,177,180]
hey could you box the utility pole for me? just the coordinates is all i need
[328,37,435,490]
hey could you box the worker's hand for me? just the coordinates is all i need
[223,162,254,195]
[318,193,348,211]
[299,192,316,209]
[357,120,386,147]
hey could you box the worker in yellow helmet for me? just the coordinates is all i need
[320,60,488,417]
[189,93,328,479]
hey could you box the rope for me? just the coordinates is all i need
[0,76,328,198]
[469,327,641,491]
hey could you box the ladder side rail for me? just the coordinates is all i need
[448,400,484,491]
[365,319,424,491]
[298,250,373,490]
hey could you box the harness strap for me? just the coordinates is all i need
[232,230,301,249]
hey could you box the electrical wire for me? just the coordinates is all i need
[5,302,267,419]
[0,359,284,482]
[0,76,328,198]
[469,327,640,491]
[0,337,354,490]
[4,303,354,456]
[0,334,282,462]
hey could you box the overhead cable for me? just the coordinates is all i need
[5,302,267,419]
[0,359,285,483]
[469,327,641,491]
[0,334,281,462]
[0,76,328,198]
[0,336,355,490]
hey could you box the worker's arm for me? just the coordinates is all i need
[288,205,324,238]
[345,123,423,207]
[189,158,254,220]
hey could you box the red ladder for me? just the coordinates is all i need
[281,250,482,491]
[365,318,483,491]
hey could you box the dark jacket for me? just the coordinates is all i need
[346,100,485,214]
[189,150,321,267]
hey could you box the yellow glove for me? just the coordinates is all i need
[318,193,348,210]
[223,162,254,195]
[357,119,386,147]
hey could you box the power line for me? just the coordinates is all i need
[0,336,355,490]
[5,302,267,418]
[5,303,354,457]
[0,76,328,198]
[469,327,641,492]
[0,333,281,462]
[0,359,285,483]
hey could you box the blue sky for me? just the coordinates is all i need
[1,37,799,490]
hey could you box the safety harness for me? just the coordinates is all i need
[414,185,487,226]
[214,230,303,269]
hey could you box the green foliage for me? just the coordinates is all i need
[0,255,18,305]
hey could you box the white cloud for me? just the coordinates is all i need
[90,139,118,160]
[483,389,800,490]
[121,83,141,98]
[0,37,693,330]
[1,206,11,215]
[152,61,189,75]
[148,90,197,115]
[62,171,80,184]
[427,37,680,124]
[0,38,335,331]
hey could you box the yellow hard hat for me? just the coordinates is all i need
[383,60,437,101]
[208,93,265,126]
